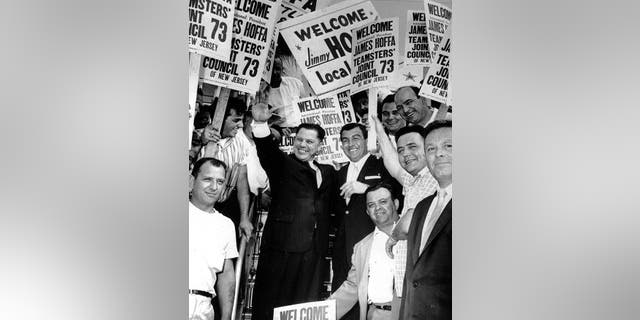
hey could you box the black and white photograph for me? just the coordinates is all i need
[188,0,452,319]
[5,0,640,320]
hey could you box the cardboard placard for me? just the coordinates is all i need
[278,91,349,164]
[424,0,451,62]
[350,17,399,94]
[419,25,451,105]
[200,0,282,94]
[404,10,430,66]
[336,89,356,124]
[273,300,336,320]
[188,0,235,60]
[278,0,378,95]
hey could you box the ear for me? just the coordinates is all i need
[189,175,195,193]
[394,198,399,209]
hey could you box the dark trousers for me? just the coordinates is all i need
[251,247,325,320]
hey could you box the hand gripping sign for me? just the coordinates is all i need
[278,0,378,95]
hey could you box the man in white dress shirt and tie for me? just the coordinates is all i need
[399,120,452,320]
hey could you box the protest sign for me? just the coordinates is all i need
[350,17,398,94]
[273,299,336,320]
[424,0,451,62]
[336,89,356,124]
[261,24,280,82]
[263,0,317,82]
[419,25,451,105]
[278,92,349,164]
[188,53,203,146]
[404,10,430,66]
[389,61,424,92]
[278,1,308,23]
[200,0,282,94]
[278,0,378,95]
[188,0,235,60]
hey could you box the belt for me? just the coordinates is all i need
[371,304,392,311]
[189,289,213,298]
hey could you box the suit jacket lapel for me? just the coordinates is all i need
[411,195,434,264]
[359,234,374,304]
[417,200,452,263]
[356,155,376,182]
[338,164,348,185]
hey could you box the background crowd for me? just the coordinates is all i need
[189,48,453,320]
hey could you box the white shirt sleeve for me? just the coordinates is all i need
[251,120,271,138]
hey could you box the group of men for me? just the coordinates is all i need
[188,82,453,320]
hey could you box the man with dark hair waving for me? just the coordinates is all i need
[249,102,339,320]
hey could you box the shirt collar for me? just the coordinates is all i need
[438,184,453,197]
[189,201,219,215]
[350,153,370,169]
[414,166,431,178]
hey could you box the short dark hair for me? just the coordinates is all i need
[295,123,326,141]
[340,122,367,139]
[365,182,396,200]
[194,111,212,130]
[424,120,452,138]
[397,86,439,109]
[377,94,396,120]
[191,157,227,178]
[395,124,427,143]
[225,97,247,120]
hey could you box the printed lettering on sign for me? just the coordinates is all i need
[188,0,236,60]
[404,10,430,66]
[287,91,349,164]
[424,0,451,62]
[273,298,336,320]
[278,0,378,94]
[350,17,399,94]
[419,24,451,105]
[200,0,282,94]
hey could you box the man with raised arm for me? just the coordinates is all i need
[249,102,339,320]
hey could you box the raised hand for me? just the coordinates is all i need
[251,102,271,123]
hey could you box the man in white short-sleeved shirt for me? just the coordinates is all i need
[189,158,239,320]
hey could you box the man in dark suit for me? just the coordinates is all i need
[332,123,401,320]
[400,120,452,320]
[249,102,339,320]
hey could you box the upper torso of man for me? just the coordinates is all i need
[188,202,238,295]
